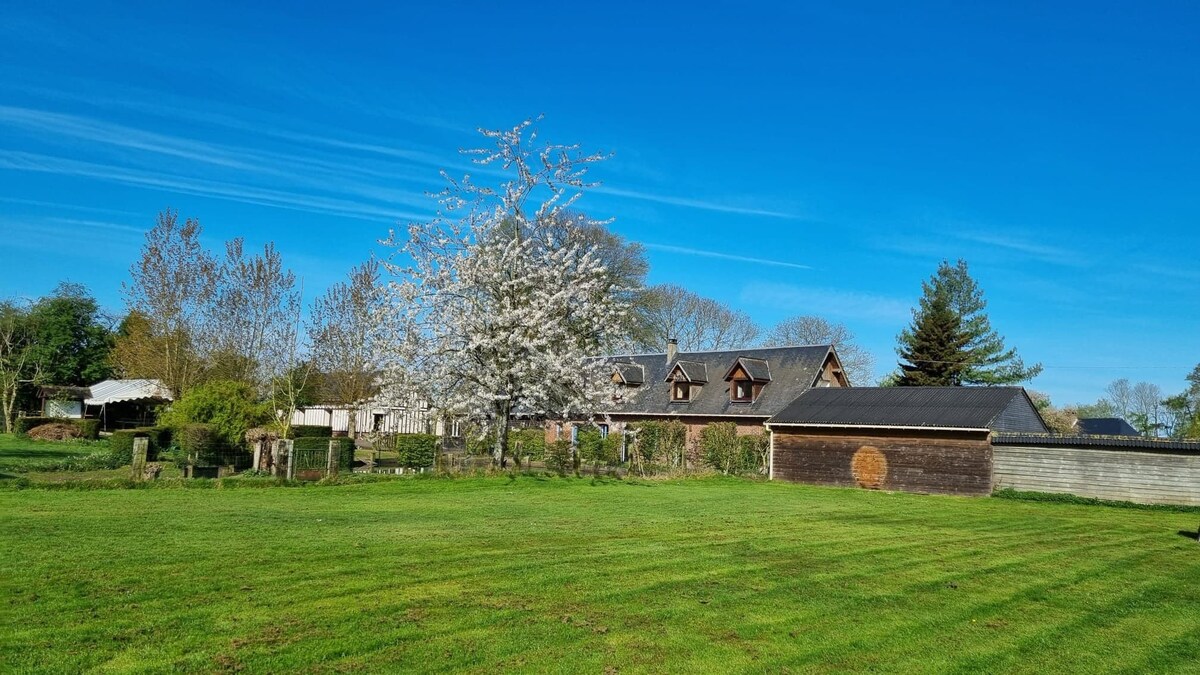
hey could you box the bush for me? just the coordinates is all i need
[629,420,687,467]
[159,380,272,450]
[293,437,356,471]
[701,423,761,475]
[136,426,172,454]
[76,418,101,440]
[577,426,621,471]
[544,440,573,476]
[508,428,546,459]
[109,429,146,464]
[180,423,226,465]
[394,433,439,469]
[289,425,333,438]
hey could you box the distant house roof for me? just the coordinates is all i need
[85,379,173,406]
[768,386,1049,433]
[601,345,840,418]
[37,385,91,400]
[1074,417,1139,437]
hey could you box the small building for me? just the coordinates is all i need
[85,379,173,431]
[38,386,91,419]
[1074,417,1140,437]
[767,387,1048,496]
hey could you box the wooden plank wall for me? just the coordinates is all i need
[772,429,993,496]
[992,445,1200,506]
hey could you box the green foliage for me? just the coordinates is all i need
[179,423,225,465]
[699,423,764,475]
[508,428,546,459]
[159,380,272,449]
[993,488,1200,514]
[576,426,621,470]
[16,417,60,434]
[25,282,115,386]
[544,440,573,476]
[738,433,770,475]
[292,437,355,472]
[392,434,439,469]
[289,425,333,438]
[76,418,100,440]
[897,260,1041,386]
[629,420,687,467]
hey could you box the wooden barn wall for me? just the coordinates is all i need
[992,445,1200,506]
[771,428,993,496]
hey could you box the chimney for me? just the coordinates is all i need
[666,338,678,364]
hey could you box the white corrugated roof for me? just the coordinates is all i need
[85,379,173,405]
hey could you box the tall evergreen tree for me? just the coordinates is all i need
[897,260,1042,386]
[896,288,972,386]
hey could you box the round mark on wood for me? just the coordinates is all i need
[851,446,887,490]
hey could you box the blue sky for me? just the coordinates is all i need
[1,1,1197,404]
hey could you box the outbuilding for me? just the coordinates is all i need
[766,387,1049,496]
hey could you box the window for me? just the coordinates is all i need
[598,424,609,438]
[732,380,753,402]
[672,382,691,402]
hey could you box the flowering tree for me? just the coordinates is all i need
[381,119,627,467]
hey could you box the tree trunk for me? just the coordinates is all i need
[347,406,358,440]
[492,403,512,468]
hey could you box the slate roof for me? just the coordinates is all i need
[603,345,837,418]
[725,357,772,382]
[1075,417,1139,437]
[768,386,1049,433]
[612,363,645,385]
[670,360,710,383]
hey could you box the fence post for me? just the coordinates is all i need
[131,437,149,481]
[283,439,296,480]
[326,440,339,478]
[252,440,263,472]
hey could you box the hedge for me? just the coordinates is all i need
[393,434,438,469]
[290,425,333,438]
[16,417,100,439]
[292,437,356,471]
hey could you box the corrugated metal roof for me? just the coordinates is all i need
[598,345,835,418]
[85,379,173,405]
[992,433,1200,453]
[768,386,1048,432]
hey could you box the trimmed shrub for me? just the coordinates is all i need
[293,437,355,471]
[16,417,61,434]
[109,429,147,464]
[394,433,439,469]
[738,433,770,475]
[508,428,546,459]
[701,423,760,474]
[76,418,101,440]
[289,425,333,439]
[135,426,172,454]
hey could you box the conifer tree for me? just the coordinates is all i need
[896,288,971,386]
[896,260,1041,386]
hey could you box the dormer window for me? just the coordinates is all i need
[665,360,707,403]
[723,357,772,403]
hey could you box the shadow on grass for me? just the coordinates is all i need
[1177,530,1199,542]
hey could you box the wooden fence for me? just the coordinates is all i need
[992,435,1200,506]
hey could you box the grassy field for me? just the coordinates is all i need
[0,433,109,475]
[2,477,1198,673]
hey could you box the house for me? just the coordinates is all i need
[548,340,849,457]
[290,396,446,438]
[38,386,91,419]
[1074,417,1139,437]
[766,386,1049,496]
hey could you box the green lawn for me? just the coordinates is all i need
[2,477,1198,673]
[0,433,108,475]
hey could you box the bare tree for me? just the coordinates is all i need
[208,239,301,389]
[115,209,217,397]
[0,302,39,433]
[308,259,388,439]
[1130,381,1164,436]
[1105,379,1133,418]
[763,315,876,385]
[637,284,759,352]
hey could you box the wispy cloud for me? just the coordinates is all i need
[951,230,1080,264]
[740,281,911,323]
[595,186,800,218]
[641,243,813,270]
[0,151,428,223]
